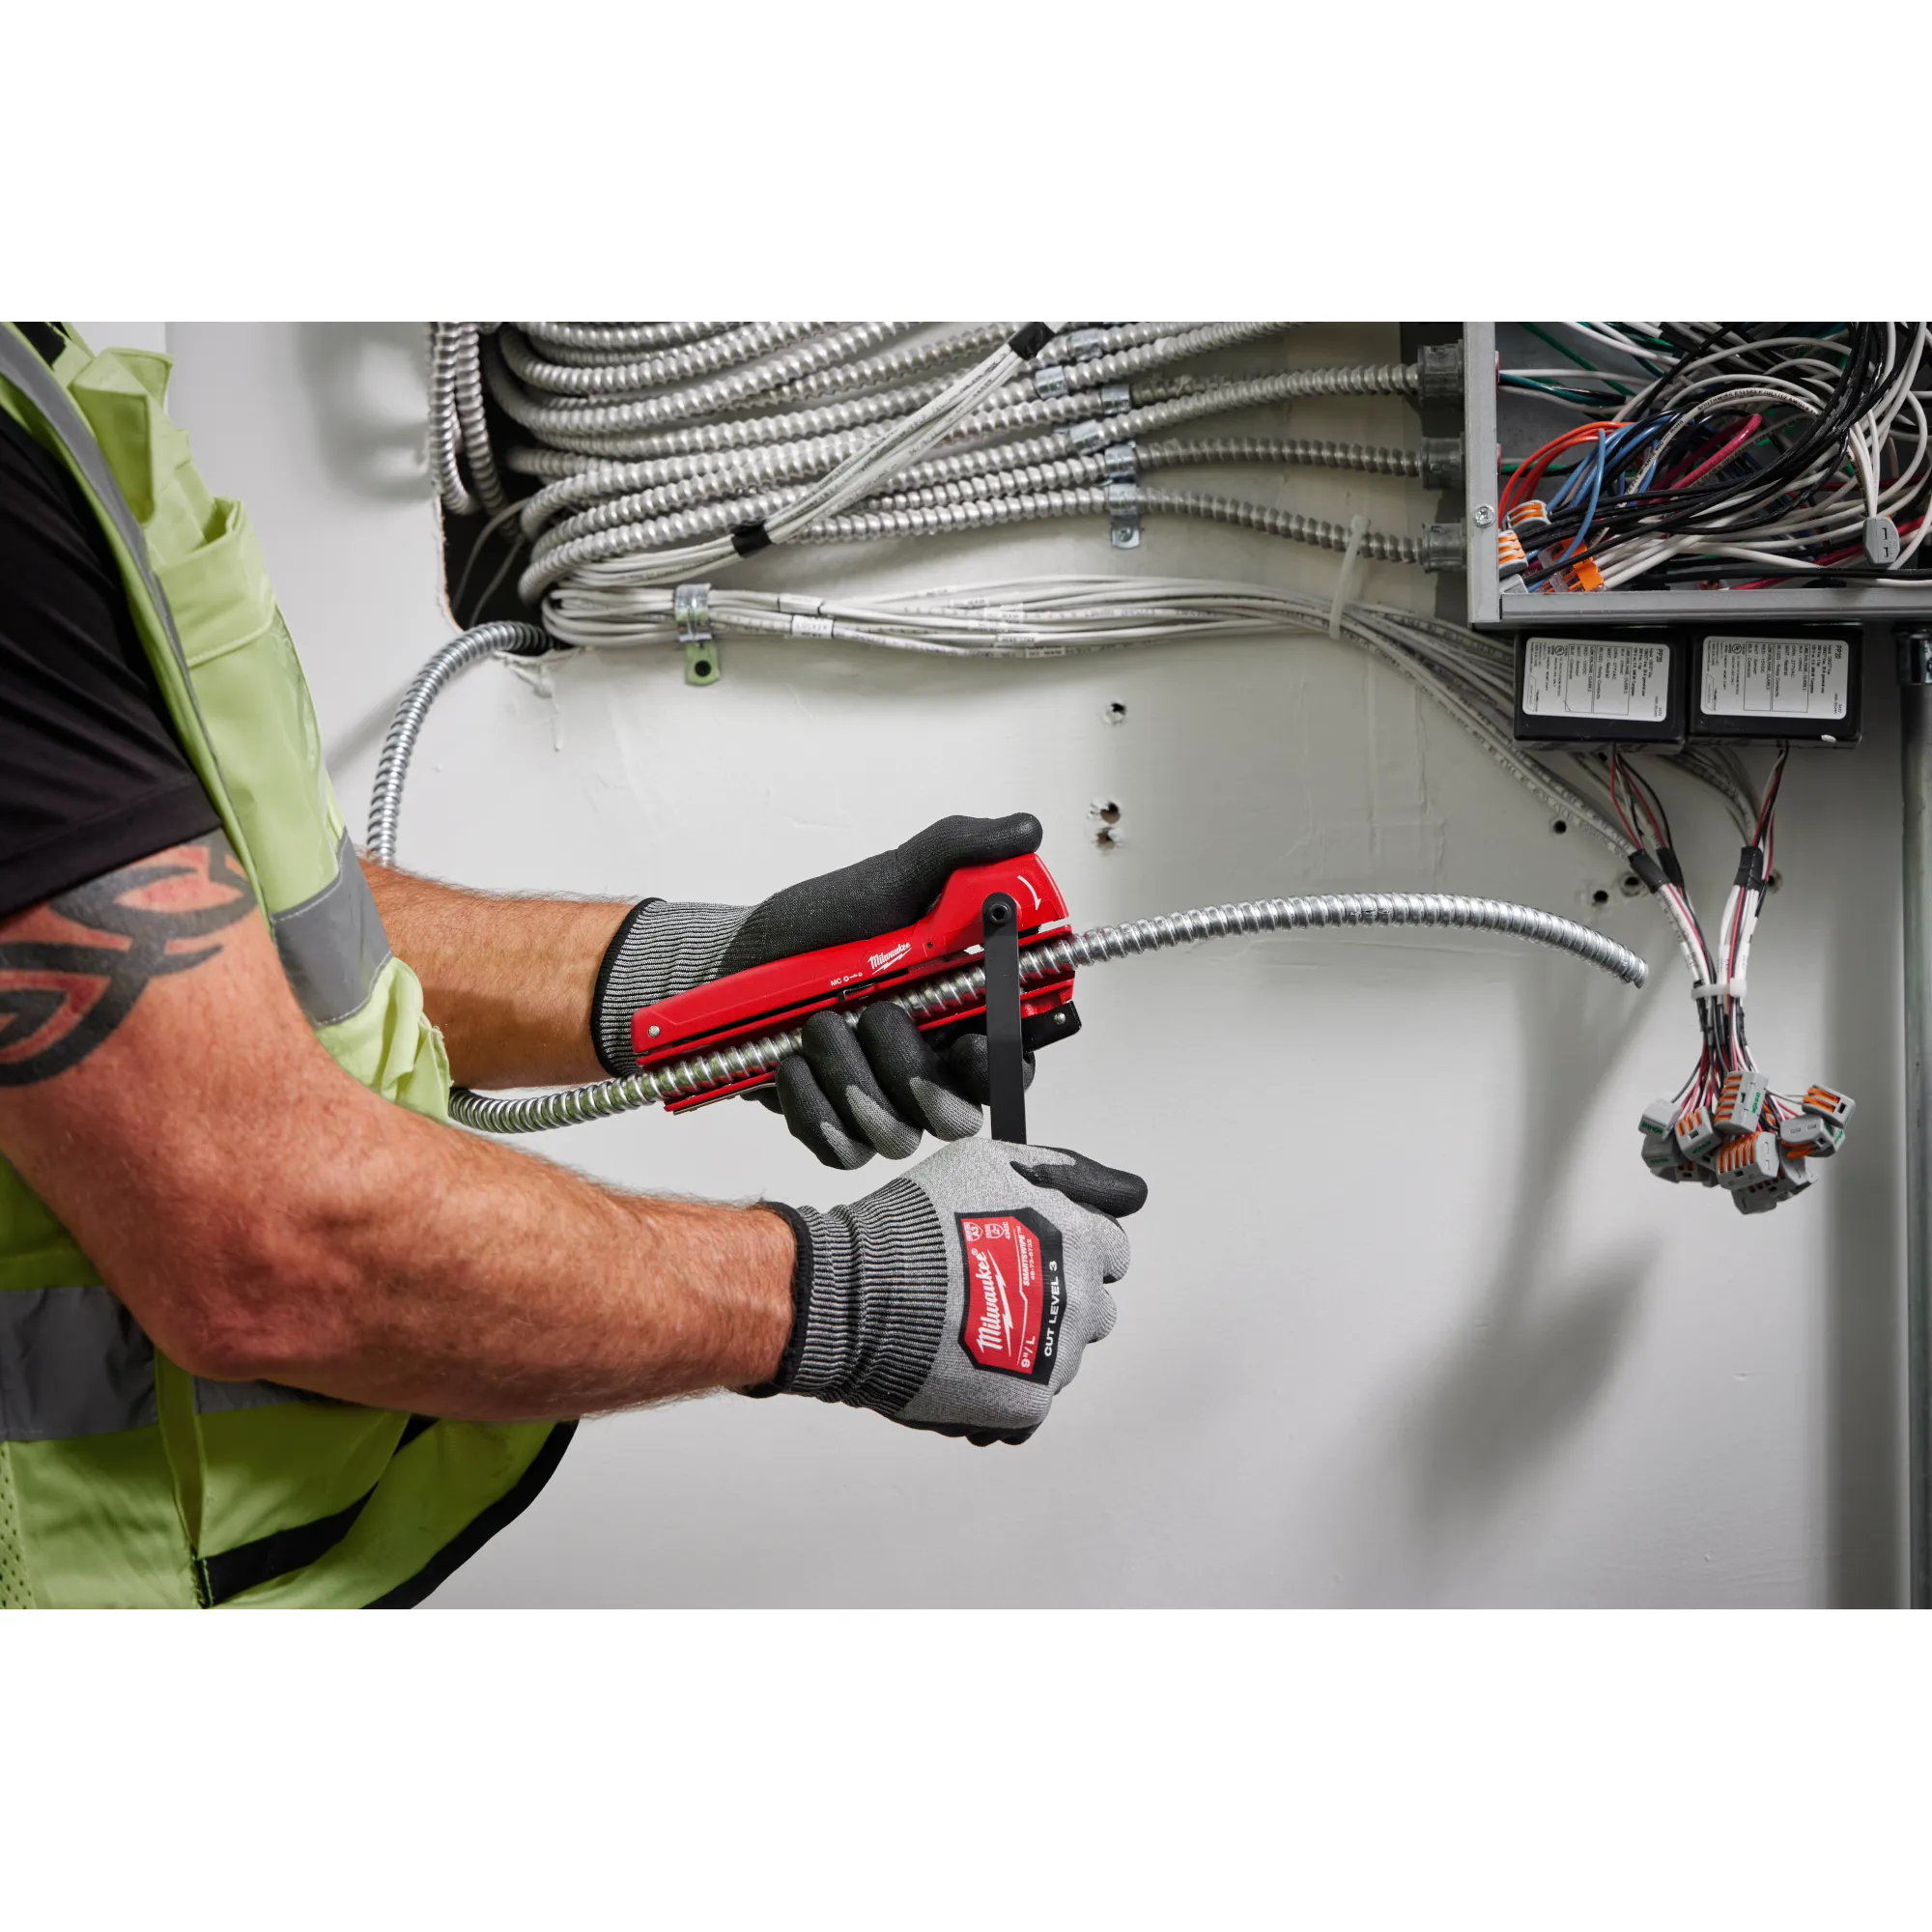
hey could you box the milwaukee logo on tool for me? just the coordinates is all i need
[867,941,913,974]
[956,1210,1064,1381]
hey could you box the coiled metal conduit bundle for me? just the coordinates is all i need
[515,397,1438,554]
[427,322,1443,623]
[783,486,1423,563]
[520,433,1441,595]
[366,627,1647,1137]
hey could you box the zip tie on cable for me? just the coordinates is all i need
[1327,514,1372,639]
[1008,322,1056,361]
[1690,979,1747,1003]
[731,521,772,556]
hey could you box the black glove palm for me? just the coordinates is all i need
[592,812,1047,1168]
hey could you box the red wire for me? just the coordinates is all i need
[1731,517,1924,587]
[1501,422,1626,520]
[1665,413,1762,490]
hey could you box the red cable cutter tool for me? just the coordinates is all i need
[630,855,1080,1141]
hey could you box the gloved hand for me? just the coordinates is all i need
[754,1138,1149,1444]
[591,812,1047,1169]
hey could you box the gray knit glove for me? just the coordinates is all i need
[590,813,1049,1169]
[755,1138,1148,1444]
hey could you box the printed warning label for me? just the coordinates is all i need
[1520,638,1671,721]
[1700,637,1849,720]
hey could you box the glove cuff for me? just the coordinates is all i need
[742,1201,815,1398]
[590,899,747,1076]
[754,1185,949,1415]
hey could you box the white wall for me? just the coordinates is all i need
[156,323,1906,1606]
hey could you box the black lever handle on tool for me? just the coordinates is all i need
[981,891,1028,1143]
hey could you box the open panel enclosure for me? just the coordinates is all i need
[1464,321,1932,630]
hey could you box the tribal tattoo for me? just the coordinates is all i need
[0,833,257,1086]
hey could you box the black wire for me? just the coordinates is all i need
[1622,756,1676,850]
[1518,325,1897,581]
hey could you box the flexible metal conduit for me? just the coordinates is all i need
[453,895,1647,1134]
[524,436,1429,588]
[366,621,552,867]
[368,627,1647,1137]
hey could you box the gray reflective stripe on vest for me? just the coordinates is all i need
[0,1288,156,1442]
[276,832,391,1027]
[194,1377,349,1415]
[0,329,393,1033]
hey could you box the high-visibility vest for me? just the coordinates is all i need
[0,324,571,1607]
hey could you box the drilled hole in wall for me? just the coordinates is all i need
[1620,873,1645,898]
[1591,888,1610,906]
[1551,818,1569,837]
[1104,701,1128,724]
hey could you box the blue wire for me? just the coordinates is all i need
[1553,434,1610,562]
[1521,416,1675,583]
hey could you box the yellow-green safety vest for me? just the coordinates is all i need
[0,323,570,1608]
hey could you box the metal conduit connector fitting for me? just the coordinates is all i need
[1418,523,1468,573]
[1420,436,1465,493]
[1414,340,1465,406]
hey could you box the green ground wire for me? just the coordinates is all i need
[1521,323,1632,395]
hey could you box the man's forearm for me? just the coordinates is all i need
[21,1050,795,1421]
[209,1078,797,1419]
[0,842,792,1421]
[362,857,629,1088]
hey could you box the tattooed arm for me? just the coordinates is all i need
[0,833,792,1417]
[0,836,258,1084]
[358,858,626,1089]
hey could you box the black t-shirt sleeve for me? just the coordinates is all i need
[0,403,220,923]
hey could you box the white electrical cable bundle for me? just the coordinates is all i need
[533,572,1775,861]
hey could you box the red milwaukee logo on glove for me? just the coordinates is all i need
[955,1209,1065,1383]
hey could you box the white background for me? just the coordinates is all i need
[129,321,1909,1607]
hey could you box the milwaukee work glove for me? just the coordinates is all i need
[591,812,1046,1169]
[755,1137,1148,1443]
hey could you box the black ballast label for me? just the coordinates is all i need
[1701,637,1849,721]
[1521,638,1671,721]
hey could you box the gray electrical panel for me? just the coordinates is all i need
[1463,321,1932,630]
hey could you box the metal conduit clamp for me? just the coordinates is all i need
[675,582,719,685]
[1104,441,1141,549]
